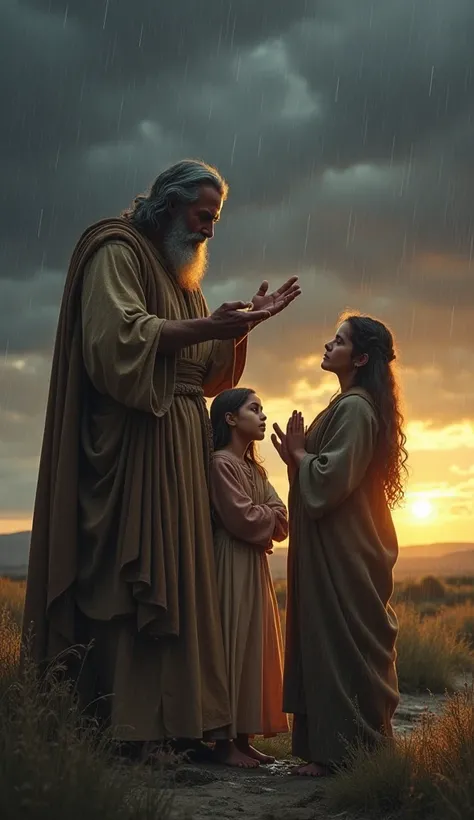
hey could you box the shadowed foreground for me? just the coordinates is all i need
[2,577,474,819]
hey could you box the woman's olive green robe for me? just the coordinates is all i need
[284,389,399,765]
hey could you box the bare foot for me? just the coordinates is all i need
[213,741,259,769]
[235,740,275,765]
[292,761,329,777]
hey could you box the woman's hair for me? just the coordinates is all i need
[210,388,267,478]
[341,312,408,508]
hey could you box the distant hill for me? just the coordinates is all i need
[1,531,474,582]
[395,549,474,579]
[267,543,474,581]
[396,542,474,558]
[0,531,30,577]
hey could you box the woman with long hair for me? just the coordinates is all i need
[210,388,289,767]
[272,313,408,777]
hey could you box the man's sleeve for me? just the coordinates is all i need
[81,242,176,415]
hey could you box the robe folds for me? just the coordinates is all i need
[22,218,247,740]
[283,388,399,765]
[210,451,289,738]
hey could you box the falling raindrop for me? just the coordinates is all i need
[368,3,374,28]
[390,134,396,166]
[103,0,109,30]
[54,144,62,172]
[117,96,124,132]
[428,65,435,97]
[304,215,311,255]
[230,134,237,166]
[235,54,241,82]
[346,210,354,246]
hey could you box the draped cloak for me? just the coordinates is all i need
[283,389,399,765]
[22,218,247,740]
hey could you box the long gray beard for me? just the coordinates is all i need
[162,216,209,291]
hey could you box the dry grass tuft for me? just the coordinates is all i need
[325,686,474,819]
[396,603,474,693]
[0,583,173,820]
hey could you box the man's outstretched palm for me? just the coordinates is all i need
[250,276,301,318]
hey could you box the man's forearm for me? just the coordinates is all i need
[158,317,217,354]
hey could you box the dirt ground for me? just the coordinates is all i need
[167,760,325,820]
[163,690,446,820]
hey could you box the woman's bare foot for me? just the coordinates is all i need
[291,761,329,777]
[213,740,259,768]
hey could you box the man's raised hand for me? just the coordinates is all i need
[208,276,301,341]
[208,301,271,339]
[250,276,301,319]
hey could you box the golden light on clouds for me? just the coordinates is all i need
[413,251,471,281]
[406,421,474,451]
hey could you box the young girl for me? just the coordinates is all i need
[210,387,289,768]
[272,313,407,777]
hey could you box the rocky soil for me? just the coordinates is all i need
[162,690,447,820]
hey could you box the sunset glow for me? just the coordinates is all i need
[411,499,434,521]
[0,3,473,556]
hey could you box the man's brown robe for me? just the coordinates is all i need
[283,389,399,765]
[22,218,247,740]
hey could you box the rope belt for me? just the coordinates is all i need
[174,360,213,483]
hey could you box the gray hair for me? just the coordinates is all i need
[124,159,229,231]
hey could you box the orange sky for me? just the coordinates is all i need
[245,363,474,549]
[2,364,472,548]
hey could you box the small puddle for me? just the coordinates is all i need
[394,691,447,734]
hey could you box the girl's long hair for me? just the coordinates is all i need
[210,388,267,478]
[342,312,408,508]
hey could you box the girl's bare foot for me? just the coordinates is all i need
[235,738,275,764]
[213,740,259,768]
[291,761,329,777]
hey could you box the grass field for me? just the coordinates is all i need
[325,687,474,819]
[2,575,474,818]
[0,578,173,820]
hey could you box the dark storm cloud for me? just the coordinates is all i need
[0,0,319,345]
[290,0,474,164]
[2,0,474,513]
[2,0,473,288]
